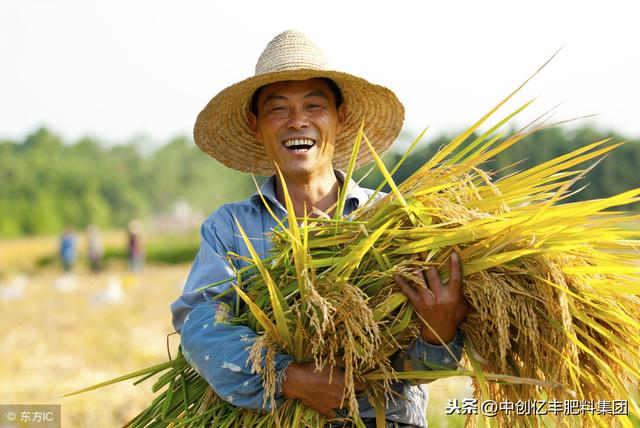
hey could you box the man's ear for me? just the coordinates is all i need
[247,111,261,139]
[337,104,346,129]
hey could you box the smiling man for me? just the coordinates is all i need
[171,30,470,427]
[248,78,344,217]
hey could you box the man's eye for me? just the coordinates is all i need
[270,106,286,112]
[307,104,322,109]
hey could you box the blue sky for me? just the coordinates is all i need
[2,0,639,147]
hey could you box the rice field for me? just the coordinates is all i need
[0,263,185,427]
[0,258,471,427]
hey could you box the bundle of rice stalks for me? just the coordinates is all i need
[67,86,640,428]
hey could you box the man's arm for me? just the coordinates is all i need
[171,209,293,411]
[389,329,464,375]
[179,300,294,410]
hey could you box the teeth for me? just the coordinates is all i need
[283,139,315,148]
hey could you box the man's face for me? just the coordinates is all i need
[249,78,345,179]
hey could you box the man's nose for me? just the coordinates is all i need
[286,107,308,130]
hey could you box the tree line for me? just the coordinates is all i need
[0,128,255,237]
[0,125,638,238]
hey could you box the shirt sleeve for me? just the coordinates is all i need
[170,207,293,411]
[390,330,465,383]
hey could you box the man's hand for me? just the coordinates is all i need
[281,361,364,418]
[395,252,471,344]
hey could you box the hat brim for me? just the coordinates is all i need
[194,69,405,176]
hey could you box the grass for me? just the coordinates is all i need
[100,232,200,265]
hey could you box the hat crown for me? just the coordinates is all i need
[255,30,329,75]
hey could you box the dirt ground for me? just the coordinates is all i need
[0,264,470,427]
[0,264,186,427]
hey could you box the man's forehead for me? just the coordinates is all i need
[257,78,333,101]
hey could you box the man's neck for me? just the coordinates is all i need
[275,167,340,217]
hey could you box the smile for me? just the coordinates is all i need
[282,138,316,152]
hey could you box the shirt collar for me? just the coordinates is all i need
[250,169,370,210]
[333,169,370,208]
[250,175,282,211]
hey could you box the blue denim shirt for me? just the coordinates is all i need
[170,171,464,427]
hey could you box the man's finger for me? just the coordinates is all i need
[414,267,435,303]
[424,266,443,298]
[395,273,419,303]
[448,252,462,294]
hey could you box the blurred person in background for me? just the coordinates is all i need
[127,219,144,272]
[59,226,76,272]
[86,225,104,272]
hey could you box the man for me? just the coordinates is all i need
[171,30,470,427]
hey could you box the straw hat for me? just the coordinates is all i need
[194,30,405,176]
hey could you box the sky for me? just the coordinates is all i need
[2,0,639,149]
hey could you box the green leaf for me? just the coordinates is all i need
[234,217,293,351]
